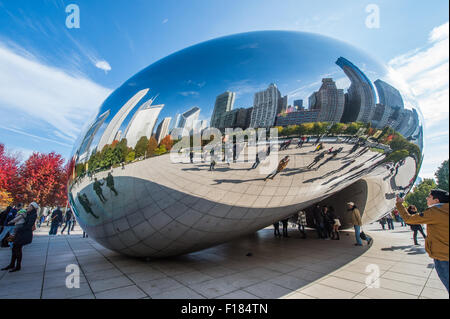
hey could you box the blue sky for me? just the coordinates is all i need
[0,0,448,179]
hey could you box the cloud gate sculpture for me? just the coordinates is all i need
[68,31,423,258]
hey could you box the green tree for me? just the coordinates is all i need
[405,179,437,212]
[125,151,135,163]
[135,136,149,157]
[435,159,449,191]
[154,144,167,156]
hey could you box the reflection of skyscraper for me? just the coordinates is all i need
[77,110,110,162]
[336,57,376,123]
[293,99,303,109]
[178,106,200,133]
[250,83,282,128]
[211,91,235,128]
[124,101,164,148]
[97,89,149,151]
[374,80,404,109]
[372,103,395,129]
[156,117,172,144]
[309,78,344,123]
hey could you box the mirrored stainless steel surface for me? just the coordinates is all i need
[68,31,423,258]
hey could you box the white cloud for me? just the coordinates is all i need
[162,18,169,24]
[95,60,112,73]
[389,21,449,179]
[0,41,112,143]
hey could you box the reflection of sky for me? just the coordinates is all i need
[82,31,395,152]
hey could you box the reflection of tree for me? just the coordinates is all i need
[77,135,175,178]
[405,179,437,212]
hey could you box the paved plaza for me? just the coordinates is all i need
[0,222,447,299]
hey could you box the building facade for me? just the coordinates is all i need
[275,110,320,126]
[210,91,235,129]
[336,57,376,123]
[310,78,345,123]
[155,117,172,144]
[250,83,283,128]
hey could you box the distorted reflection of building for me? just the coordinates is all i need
[275,109,320,126]
[155,117,172,144]
[293,99,304,110]
[308,78,345,123]
[250,83,287,128]
[336,57,376,123]
[97,88,149,150]
[77,110,110,162]
[124,101,164,148]
[210,91,235,129]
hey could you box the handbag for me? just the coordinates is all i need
[360,230,367,240]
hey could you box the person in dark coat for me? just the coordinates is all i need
[407,205,427,245]
[49,207,63,235]
[1,202,38,272]
[0,206,12,234]
[273,221,281,237]
[313,204,325,238]
[281,218,289,238]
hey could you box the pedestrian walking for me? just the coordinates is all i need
[1,202,38,272]
[347,202,372,246]
[60,208,74,235]
[297,210,307,239]
[322,206,333,240]
[250,153,260,170]
[396,190,449,292]
[49,207,63,235]
[264,156,290,181]
[406,205,427,245]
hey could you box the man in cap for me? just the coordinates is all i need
[396,189,449,292]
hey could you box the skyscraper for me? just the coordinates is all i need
[97,88,149,151]
[293,99,303,109]
[177,106,200,135]
[250,83,282,128]
[77,110,110,162]
[374,79,404,109]
[124,102,164,148]
[336,57,376,123]
[156,117,172,144]
[310,78,345,123]
[210,91,235,129]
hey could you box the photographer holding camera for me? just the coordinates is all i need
[396,189,449,292]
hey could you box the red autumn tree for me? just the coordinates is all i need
[17,152,68,207]
[160,135,174,151]
[0,144,20,205]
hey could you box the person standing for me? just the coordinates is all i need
[273,221,281,237]
[93,178,107,203]
[1,202,38,272]
[379,217,387,230]
[313,204,325,239]
[396,190,449,292]
[406,205,427,245]
[105,172,119,196]
[396,189,449,292]
[386,213,395,230]
[281,218,289,238]
[60,208,73,235]
[0,204,21,244]
[297,210,307,239]
[49,207,63,235]
[347,202,372,246]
